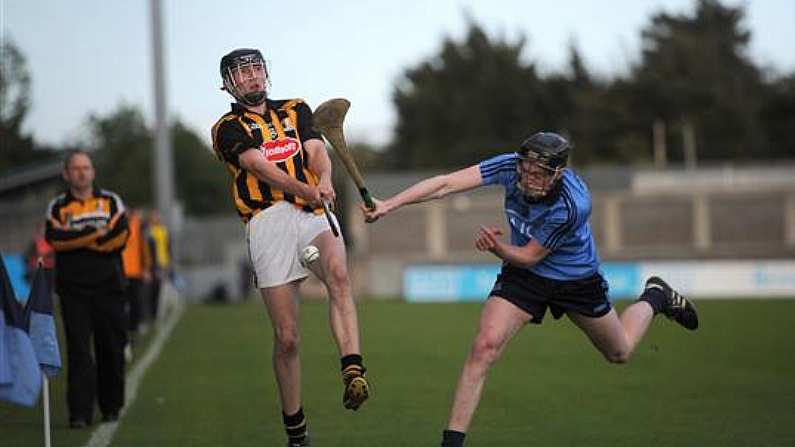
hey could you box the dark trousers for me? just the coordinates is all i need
[149,277,162,320]
[59,284,128,421]
[125,278,144,332]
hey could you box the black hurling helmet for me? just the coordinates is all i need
[516,131,571,200]
[220,48,269,106]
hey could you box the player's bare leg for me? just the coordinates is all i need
[443,297,531,446]
[310,230,360,356]
[261,282,303,413]
[569,277,698,363]
[568,305,652,363]
[261,282,311,446]
[310,229,369,410]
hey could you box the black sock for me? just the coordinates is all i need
[639,288,666,315]
[441,429,466,447]
[341,354,363,371]
[283,407,308,443]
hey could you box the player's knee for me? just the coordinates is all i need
[471,334,502,366]
[273,327,300,356]
[326,261,350,290]
[604,349,630,364]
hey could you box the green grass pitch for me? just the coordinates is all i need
[3,299,795,446]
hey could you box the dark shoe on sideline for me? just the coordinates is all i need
[69,418,90,429]
[102,411,120,423]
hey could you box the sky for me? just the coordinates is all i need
[3,0,794,148]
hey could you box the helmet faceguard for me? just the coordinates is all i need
[220,48,269,107]
[516,132,571,201]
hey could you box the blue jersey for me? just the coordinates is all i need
[478,153,600,280]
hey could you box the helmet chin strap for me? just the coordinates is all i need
[518,183,550,203]
[516,164,563,202]
[241,90,267,106]
[223,64,269,107]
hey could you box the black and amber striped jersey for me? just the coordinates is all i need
[211,98,323,223]
[45,188,129,287]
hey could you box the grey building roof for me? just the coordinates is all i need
[0,161,63,200]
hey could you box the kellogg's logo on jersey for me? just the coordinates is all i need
[261,138,301,162]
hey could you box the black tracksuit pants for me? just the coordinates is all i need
[59,282,127,422]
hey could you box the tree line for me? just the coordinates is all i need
[380,0,795,168]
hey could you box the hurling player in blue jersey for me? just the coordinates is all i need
[362,131,699,447]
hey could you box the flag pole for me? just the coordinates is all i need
[37,257,53,447]
[43,374,51,447]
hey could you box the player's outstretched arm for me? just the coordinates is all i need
[475,225,550,267]
[362,165,483,222]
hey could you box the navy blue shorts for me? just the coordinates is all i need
[488,264,611,324]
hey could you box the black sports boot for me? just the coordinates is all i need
[644,276,699,330]
[342,364,370,410]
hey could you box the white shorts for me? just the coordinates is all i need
[246,201,338,288]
